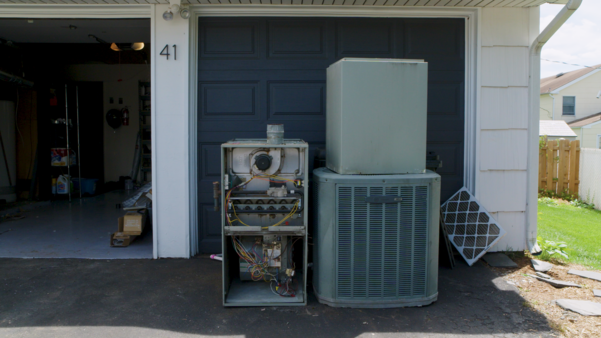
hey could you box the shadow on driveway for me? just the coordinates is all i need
[0,256,554,338]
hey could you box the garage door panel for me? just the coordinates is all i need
[267,19,329,59]
[199,203,222,253]
[200,20,261,59]
[405,19,464,66]
[199,60,337,70]
[428,81,464,117]
[196,17,465,253]
[198,128,327,143]
[336,20,396,58]
[427,142,463,201]
[268,81,326,119]
[198,70,329,79]
[200,144,222,178]
[427,143,461,176]
[199,82,260,118]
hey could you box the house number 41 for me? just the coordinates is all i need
[160,44,177,60]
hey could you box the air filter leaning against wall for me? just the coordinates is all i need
[441,188,507,266]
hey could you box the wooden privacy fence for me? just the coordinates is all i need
[539,137,581,196]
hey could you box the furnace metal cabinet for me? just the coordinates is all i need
[221,138,309,307]
[326,58,428,175]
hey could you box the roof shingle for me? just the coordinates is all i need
[566,112,601,128]
[540,65,601,94]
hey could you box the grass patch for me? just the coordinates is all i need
[538,200,601,270]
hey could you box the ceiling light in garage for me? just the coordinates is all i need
[110,43,122,52]
[110,42,145,52]
[131,42,144,51]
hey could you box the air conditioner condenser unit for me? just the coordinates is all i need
[312,167,440,308]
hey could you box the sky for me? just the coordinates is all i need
[540,1,601,79]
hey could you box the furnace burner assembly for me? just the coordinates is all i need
[220,124,308,306]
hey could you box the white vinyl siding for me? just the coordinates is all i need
[479,6,537,251]
[481,87,529,129]
[563,96,576,116]
[479,130,528,170]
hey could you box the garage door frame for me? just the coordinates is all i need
[187,5,481,256]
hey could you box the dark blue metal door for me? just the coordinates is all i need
[197,17,465,253]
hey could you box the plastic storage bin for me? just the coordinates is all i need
[73,178,99,196]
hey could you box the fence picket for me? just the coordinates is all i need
[557,140,565,193]
[538,138,580,198]
[574,141,581,195]
[539,136,547,190]
[569,140,577,196]
[546,141,555,192]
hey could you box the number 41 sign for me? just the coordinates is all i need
[160,45,177,60]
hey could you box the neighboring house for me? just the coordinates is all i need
[540,64,601,122]
[567,113,601,148]
[540,63,601,147]
[0,0,582,258]
[539,120,577,141]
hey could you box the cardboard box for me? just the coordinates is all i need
[122,209,147,236]
[110,217,137,247]
[110,232,137,247]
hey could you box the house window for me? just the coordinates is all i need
[563,96,576,115]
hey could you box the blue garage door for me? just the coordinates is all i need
[197,17,465,253]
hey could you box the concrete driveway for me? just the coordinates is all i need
[0,256,554,338]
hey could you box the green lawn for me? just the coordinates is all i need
[537,200,601,270]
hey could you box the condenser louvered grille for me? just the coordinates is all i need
[336,185,429,299]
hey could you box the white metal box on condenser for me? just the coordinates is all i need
[326,58,428,175]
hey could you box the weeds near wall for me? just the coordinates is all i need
[537,236,569,261]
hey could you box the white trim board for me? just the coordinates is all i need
[149,4,158,260]
[187,5,480,255]
[0,4,152,18]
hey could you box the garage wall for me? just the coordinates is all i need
[64,64,150,182]
[477,7,539,252]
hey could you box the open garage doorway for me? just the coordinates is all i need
[0,19,153,258]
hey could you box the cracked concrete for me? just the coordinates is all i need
[0,257,555,338]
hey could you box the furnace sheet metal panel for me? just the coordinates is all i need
[326,58,428,175]
[221,138,309,307]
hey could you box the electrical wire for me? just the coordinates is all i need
[542,59,601,71]
[232,234,300,296]
[226,174,302,294]
[225,174,301,230]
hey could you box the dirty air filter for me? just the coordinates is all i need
[441,188,506,266]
